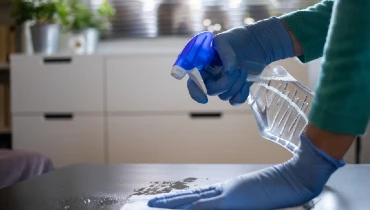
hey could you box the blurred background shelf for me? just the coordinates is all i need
[0,127,11,149]
[0,3,10,7]
[0,127,11,134]
[0,0,15,150]
[0,63,9,71]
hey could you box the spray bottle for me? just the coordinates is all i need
[170,31,315,153]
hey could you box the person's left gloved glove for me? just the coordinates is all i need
[147,134,345,210]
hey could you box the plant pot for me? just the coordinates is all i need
[30,23,60,54]
[69,28,100,54]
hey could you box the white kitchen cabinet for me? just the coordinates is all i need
[11,55,104,113]
[11,54,106,167]
[106,54,247,112]
[10,51,316,167]
[12,115,105,168]
[105,54,303,164]
[107,113,292,164]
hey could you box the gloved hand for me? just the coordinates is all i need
[147,134,345,210]
[189,17,295,106]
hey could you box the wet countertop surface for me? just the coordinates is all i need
[0,164,369,210]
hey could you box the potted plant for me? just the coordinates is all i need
[11,0,62,54]
[58,0,115,54]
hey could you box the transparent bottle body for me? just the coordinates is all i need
[247,64,314,153]
[207,62,315,153]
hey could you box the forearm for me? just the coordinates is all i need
[305,124,355,160]
[279,2,354,161]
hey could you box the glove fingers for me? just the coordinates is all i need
[148,186,220,209]
[187,195,224,210]
[203,65,224,76]
[206,71,240,96]
[229,82,252,106]
[218,67,248,101]
[187,78,208,104]
[187,67,217,104]
[198,67,214,80]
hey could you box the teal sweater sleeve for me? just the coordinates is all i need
[309,0,370,134]
[282,0,370,135]
[280,0,334,63]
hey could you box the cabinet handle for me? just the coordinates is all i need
[44,113,74,120]
[190,112,222,119]
[43,57,72,64]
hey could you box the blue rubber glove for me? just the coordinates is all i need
[188,17,295,105]
[147,134,345,210]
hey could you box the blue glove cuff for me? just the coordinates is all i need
[300,133,346,168]
[248,17,295,64]
[279,133,346,196]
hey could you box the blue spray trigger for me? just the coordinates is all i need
[171,31,222,94]
[174,31,216,70]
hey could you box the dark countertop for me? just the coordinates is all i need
[0,164,369,210]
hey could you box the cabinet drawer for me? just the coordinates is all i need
[106,55,248,112]
[108,113,292,164]
[12,114,105,167]
[11,55,104,113]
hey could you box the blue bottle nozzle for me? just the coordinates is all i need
[171,31,222,94]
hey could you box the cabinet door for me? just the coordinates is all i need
[13,114,105,168]
[11,55,104,113]
[106,54,248,112]
[108,112,292,164]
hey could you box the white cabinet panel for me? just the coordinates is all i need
[12,115,105,168]
[106,55,248,112]
[108,113,292,164]
[11,55,104,113]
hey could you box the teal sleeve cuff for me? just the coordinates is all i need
[281,13,327,63]
[279,0,334,63]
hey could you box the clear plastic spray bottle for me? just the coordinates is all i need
[171,31,315,153]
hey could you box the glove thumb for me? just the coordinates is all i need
[187,195,223,210]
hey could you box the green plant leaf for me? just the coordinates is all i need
[11,0,60,25]
[57,0,116,32]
